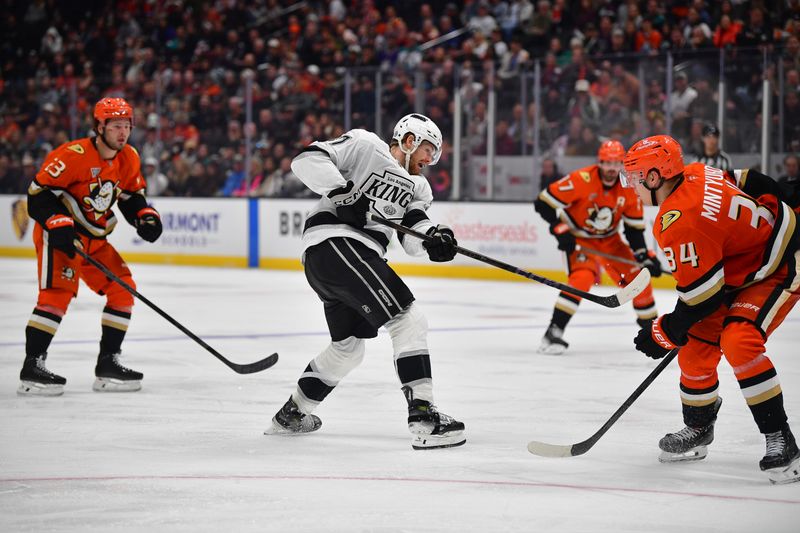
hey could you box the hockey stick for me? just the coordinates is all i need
[577,245,673,277]
[527,348,678,457]
[576,245,640,266]
[371,215,650,308]
[75,248,278,374]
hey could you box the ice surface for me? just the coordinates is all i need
[1,258,798,532]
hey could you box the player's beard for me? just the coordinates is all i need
[101,132,126,152]
[600,171,618,187]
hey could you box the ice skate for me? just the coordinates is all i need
[265,397,322,435]
[760,426,800,484]
[93,352,142,392]
[537,324,568,355]
[403,387,465,450]
[18,353,66,396]
[658,398,722,463]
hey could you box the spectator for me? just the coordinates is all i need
[777,154,800,210]
[667,71,697,143]
[538,157,561,191]
[219,155,246,197]
[143,157,169,197]
[566,79,601,131]
[713,14,742,48]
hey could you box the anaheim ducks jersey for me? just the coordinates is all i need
[28,138,146,237]
[655,162,797,314]
[537,164,645,239]
[292,129,437,258]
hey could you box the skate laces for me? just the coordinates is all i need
[34,355,55,375]
[671,426,704,442]
[765,431,786,457]
[108,352,134,371]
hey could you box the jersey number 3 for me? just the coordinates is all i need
[45,158,66,178]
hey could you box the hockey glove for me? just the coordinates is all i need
[423,225,457,262]
[549,222,576,254]
[45,214,77,258]
[327,180,370,229]
[135,207,163,242]
[635,250,663,277]
[634,315,678,359]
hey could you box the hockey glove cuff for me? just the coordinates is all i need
[549,222,576,254]
[635,249,663,277]
[423,225,457,262]
[135,207,163,242]
[634,315,679,359]
[328,180,369,229]
[45,215,77,258]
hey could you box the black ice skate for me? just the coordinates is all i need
[658,397,722,463]
[537,324,569,355]
[93,352,143,392]
[18,353,66,396]
[404,388,465,450]
[265,396,322,435]
[760,425,800,485]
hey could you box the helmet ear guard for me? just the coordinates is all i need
[392,113,442,168]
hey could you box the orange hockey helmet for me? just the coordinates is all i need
[597,140,625,162]
[94,97,134,126]
[621,134,684,187]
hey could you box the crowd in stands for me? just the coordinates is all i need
[1,0,799,199]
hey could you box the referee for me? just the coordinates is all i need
[692,123,733,171]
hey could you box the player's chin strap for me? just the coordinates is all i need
[97,128,122,157]
[399,144,414,172]
[641,170,666,206]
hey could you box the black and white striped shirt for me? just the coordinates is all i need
[692,151,733,172]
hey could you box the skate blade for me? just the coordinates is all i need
[765,456,800,485]
[537,343,567,355]
[411,431,466,450]
[93,377,142,392]
[17,380,64,396]
[658,446,708,463]
[263,417,322,436]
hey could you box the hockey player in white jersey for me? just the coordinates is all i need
[265,113,466,449]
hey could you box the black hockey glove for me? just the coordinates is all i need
[327,180,370,229]
[423,225,457,262]
[549,222,576,254]
[634,315,678,359]
[635,250,663,277]
[135,207,163,243]
[45,214,77,258]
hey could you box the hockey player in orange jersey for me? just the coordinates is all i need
[534,140,662,354]
[19,97,163,396]
[623,134,800,484]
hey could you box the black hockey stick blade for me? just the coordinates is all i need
[371,215,650,308]
[75,248,278,374]
[527,349,678,457]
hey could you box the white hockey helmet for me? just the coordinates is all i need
[392,113,442,167]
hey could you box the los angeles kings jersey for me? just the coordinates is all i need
[537,164,645,239]
[28,138,146,237]
[292,129,438,258]
[655,162,798,314]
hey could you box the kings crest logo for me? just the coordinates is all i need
[360,170,415,217]
[11,199,30,241]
